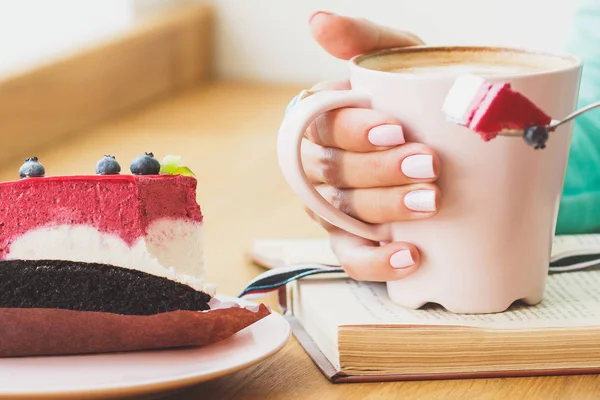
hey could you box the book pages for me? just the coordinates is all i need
[297,271,600,329]
[251,238,339,268]
[552,234,600,261]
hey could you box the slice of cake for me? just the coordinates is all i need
[442,74,552,141]
[0,153,270,357]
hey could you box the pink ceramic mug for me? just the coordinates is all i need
[277,46,582,314]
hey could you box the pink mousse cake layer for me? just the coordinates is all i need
[465,82,552,141]
[0,175,203,259]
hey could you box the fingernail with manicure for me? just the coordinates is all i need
[404,190,436,212]
[309,11,334,23]
[390,250,415,269]
[401,154,435,179]
[368,125,405,146]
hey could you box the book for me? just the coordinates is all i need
[250,235,600,382]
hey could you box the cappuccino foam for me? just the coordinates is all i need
[389,63,543,76]
[356,47,576,77]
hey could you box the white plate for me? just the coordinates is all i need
[0,296,290,399]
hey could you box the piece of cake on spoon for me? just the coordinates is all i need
[442,74,553,149]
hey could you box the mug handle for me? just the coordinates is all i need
[277,89,392,243]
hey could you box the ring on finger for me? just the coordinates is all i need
[285,89,324,115]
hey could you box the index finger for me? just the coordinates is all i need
[302,80,405,152]
[304,106,405,152]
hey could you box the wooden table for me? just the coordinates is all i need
[3,82,600,399]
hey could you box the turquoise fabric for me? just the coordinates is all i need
[556,0,600,234]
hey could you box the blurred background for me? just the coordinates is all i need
[208,0,577,84]
[0,0,584,295]
[0,0,578,84]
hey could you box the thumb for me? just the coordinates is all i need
[309,11,424,60]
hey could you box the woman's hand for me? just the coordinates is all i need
[299,12,441,282]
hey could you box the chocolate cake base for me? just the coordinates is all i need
[0,259,211,315]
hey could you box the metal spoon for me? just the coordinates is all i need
[497,100,600,138]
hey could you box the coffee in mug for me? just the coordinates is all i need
[364,47,572,76]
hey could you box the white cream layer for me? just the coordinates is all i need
[6,218,215,295]
[442,74,486,124]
